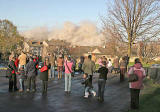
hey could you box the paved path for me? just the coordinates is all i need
[0,73,130,112]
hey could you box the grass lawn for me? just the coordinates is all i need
[128,62,151,67]
[128,79,160,112]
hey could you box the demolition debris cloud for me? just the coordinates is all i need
[21,21,105,46]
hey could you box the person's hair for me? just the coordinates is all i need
[109,59,111,61]
[45,57,49,61]
[135,58,141,64]
[122,57,125,61]
[84,73,88,77]
[67,56,71,61]
[102,61,106,66]
[29,57,33,61]
[20,66,24,70]
[88,55,92,60]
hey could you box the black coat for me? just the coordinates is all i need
[98,67,108,80]
[26,61,37,77]
[7,60,17,79]
[39,63,51,81]
[81,78,93,88]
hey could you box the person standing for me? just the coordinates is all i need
[14,54,19,70]
[50,53,56,79]
[120,57,127,82]
[97,61,108,102]
[128,58,146,110]
[82,55,96,84]
[26,57,37,92]
[107,59,113,73]
[64,56,73,94]
[113,56,119,74]
[18,66,26,92]
[18,51,27,69]
[78,56,85,74]
[7,56,18,92]
[57,55,64,79]
[39,57,51,94]
[124,54,130,72]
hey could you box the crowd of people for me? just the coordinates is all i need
[6,51,146,110]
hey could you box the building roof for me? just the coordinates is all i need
[70,46,109,56]
[27,41,43,47]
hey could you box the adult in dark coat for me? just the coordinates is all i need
[26,57,37,92]
[39,57,51,93]
[120,57,127,82]
[7,56,18,92]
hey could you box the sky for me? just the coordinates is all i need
[0,0,110,31]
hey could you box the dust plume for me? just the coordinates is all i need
[22,21,105,46]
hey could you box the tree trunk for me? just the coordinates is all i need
[128,42,132,57]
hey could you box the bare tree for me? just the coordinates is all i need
[103,25,127,57]
[102,0,160,57]
[139,41,160,63]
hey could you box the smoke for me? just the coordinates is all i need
[21,26,49,40]
[21,21,105,46]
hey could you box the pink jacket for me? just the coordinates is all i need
[128,63,146,89]
[64,61,73,74]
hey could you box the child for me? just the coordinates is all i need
[81,73,96,98]
[97,61,108,102]
[18,66,26,92]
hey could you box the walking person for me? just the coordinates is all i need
[7,56,18,92]
[64,56,73,94]
[97,61,108,102]
[82,55,96,84]
[26,57,37,92]
[120,57,127,82]
[57,55,64,79]
[128,58,146,110]
[39,57,51,94]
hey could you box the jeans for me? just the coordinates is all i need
[19,79,24,90]
[50,66,55,78]
[65,73,71,92]
[130,89,140,109]
[98,79,106,101]
[84,87,96,97]
[27,76,36,90]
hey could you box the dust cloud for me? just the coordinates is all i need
[21,21,105,46]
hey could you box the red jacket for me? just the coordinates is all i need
[128,63,146,89]
[14,58,19,68]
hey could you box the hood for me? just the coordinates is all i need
[134,63,142,69]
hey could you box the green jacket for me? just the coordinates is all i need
[82,59,96,75]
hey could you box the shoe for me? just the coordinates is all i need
[26,89,30,92]
[9,89,13,92]
[68,91,71,94]
[14,88,18,92]
[96,96,101,100]
[19,89,23,92]
[32,89,36,92]
[84,95,88,98]
[93,92,96,97]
